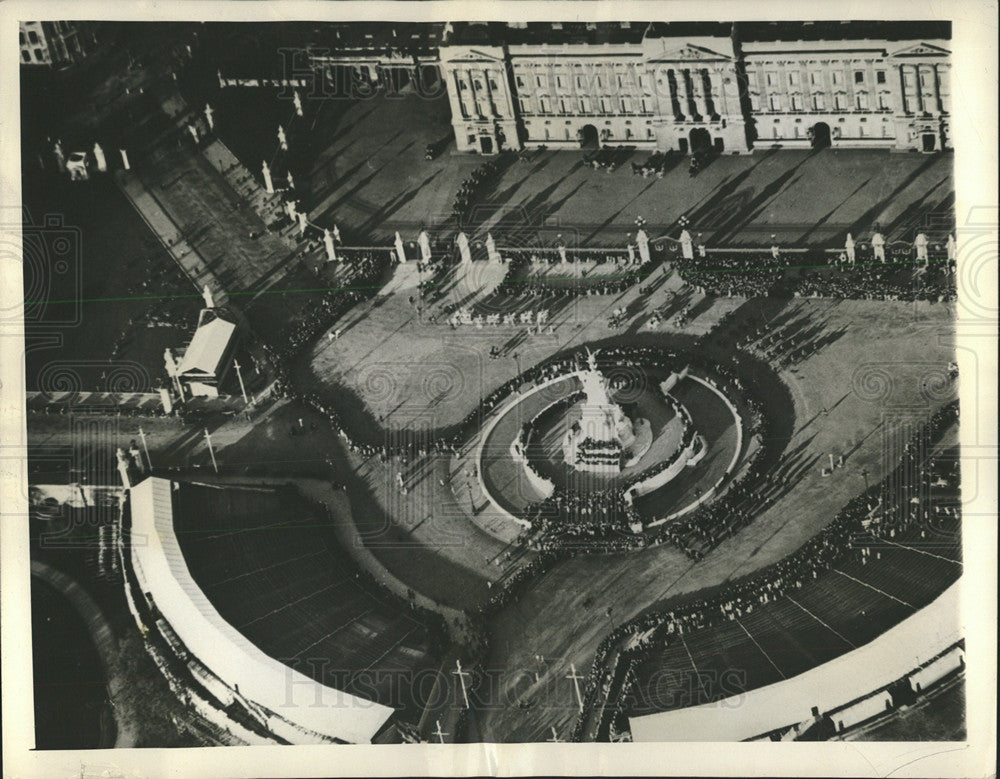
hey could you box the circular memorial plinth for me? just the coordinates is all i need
[473,353,748,542]
[531,386,684,492]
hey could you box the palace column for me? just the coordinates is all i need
[673,68,691,118]
[691,68,710,119]
[707,69,723,118]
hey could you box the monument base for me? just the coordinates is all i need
[562,428,624,474]
[623,418,653,468]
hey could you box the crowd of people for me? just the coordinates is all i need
[263,249,388,363]
[630,151,676,178]
[672,249,958,302]
[574,400,960,740]
[675,253,786,298]
[452,154,512,226]
[583,145,635,172]
[789,259,957,302]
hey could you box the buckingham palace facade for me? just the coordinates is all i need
[437,21,950,156]
[308,21,951,156]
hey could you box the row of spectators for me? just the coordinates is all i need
[676,253,785,298]
[573,400,960,740]
[788,260,957,302]
[452,154,511,226]
[673,252,957,301]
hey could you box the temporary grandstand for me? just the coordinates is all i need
[629,585,963,742]
[622,458,963,741]
[125,477,439,744]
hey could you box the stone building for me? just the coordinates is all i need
[19,21,97,67]
[736,22,951,152]
[308,20,951,155]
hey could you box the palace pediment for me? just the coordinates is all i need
[441,47,507,65]
[645,43,732,63]
[889,42,951,58]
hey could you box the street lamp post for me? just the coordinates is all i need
[204,428,219,473]
[233,359,249,405]
[137,426,152,472]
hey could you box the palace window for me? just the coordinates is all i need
[621,97,632,113]
[810,71,821,86]
[834,94,846,110]
[769,94,782,111]
[536,75,545,88]
[28,29,39,43]
[516,75,526,88]
[791,95,803,111]
[750,94,761,111]
[556,75,566,89]
[878,93,890,109]
[856,93,869,110]
[766,71,778,87]
[640,97,652,114]
[876,70,887,84]
[489,78,499,91]
[812,94,825,110]
[789,71,800,86]
[832,71,843,85]
[854,70,865,84]
[600,97,612,113]
[580,97,591,113]
[539,96,551,113]
[559,97,570,113]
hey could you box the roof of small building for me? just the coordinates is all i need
[177,309,236,377]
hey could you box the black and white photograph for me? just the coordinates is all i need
[1,2,995,777]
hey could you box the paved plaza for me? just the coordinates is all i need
[286,88,954,249]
